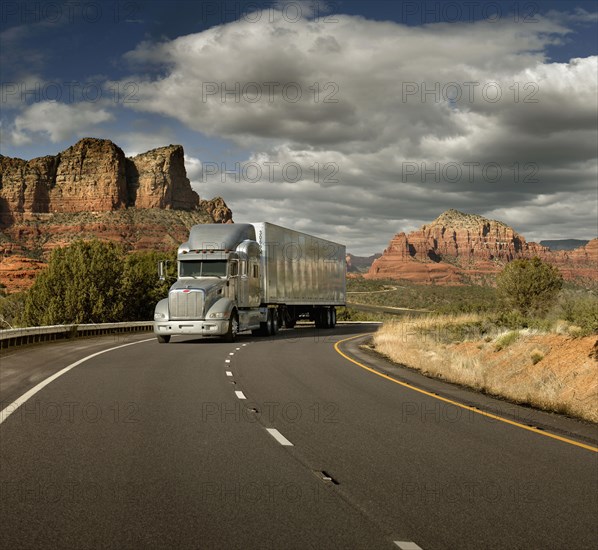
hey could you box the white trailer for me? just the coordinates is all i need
[153,223,346,342]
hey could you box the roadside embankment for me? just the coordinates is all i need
[371,315,598,422]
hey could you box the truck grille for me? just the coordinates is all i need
[169,289,204,320]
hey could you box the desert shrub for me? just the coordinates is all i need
[494,330,519,351]
[557,292,598,336]
[336,306,394,322]
[0,292,27,328]
[346,278,498,314]
[497,257,563,317]
[530,349,545,364]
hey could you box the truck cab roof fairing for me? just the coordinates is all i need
[187,224,256,251]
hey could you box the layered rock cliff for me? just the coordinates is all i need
[0,138,233,292]
[0,138,203,218]
[367,210,596,284]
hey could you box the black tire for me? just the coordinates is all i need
[330,307,337,328]
[314,307,324,329]
[157,335,171,344]
[223,313,239,342]
[270,309,279,335]
[256,310,273,336]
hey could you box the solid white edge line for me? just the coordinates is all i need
[266,428,294,446]
[226,371,233,377]
[394,542,423,550]
[0,338,154,425]
[235,391,246,399]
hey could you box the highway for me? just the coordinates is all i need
[1,324,597,549]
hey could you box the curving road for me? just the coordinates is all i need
[1,324,597,549]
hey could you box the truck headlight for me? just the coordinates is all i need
[154,312,166,320]
[208,312,228,319]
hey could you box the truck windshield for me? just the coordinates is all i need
[179,260,228,278]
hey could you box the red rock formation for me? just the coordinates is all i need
[547,239,598,281]
[367,210,596,284]
[200,197,233,224]
[0,256,46,294]
[0,138,201,220]
[0,138,233,293]
[51,138,128,212]
[126,145,199,210]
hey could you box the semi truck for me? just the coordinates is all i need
[153,222,346,343]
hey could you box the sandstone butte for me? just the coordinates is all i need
[366,209,597,285]
[0,137,233,293]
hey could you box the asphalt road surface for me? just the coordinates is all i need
[1,324,597,549]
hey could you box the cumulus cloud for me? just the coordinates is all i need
[8,101,113,145]
[184,155,203,181]
[5,8,592,254]
[119,8,594,252]
[104,10,598,249]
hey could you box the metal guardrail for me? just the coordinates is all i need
[0,319,386,351]
[0,322,154,350]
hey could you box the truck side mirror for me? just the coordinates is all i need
[158,261,170,281]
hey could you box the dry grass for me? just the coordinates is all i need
[373,315,598,422]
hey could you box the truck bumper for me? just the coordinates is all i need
[154,320,229,338]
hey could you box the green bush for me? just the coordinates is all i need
[0,292,27,328]
[23,240,177,326]
[24,240,125,325]
[496,257,563,317]
[121,250,176,321]
[557,292,598,336]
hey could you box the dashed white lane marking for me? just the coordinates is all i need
[226,371,233,377]
[229,352,234,356]
[235,347,240,350]
[235,391,246,399]
[0,338,154,425]
[394,542,423,550]
[266,428,294,446]
[242,344,247,346]
[225,359,231,363]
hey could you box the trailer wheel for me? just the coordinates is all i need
[314,307,325,329]
[330,307,337,328]
[269,309,279,335]
[325,307,333,329]
[157,335,171,344]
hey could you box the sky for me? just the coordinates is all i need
[1,0,597,255]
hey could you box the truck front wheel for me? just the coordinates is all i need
[223,313,239,342]
[157,335,171,344]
